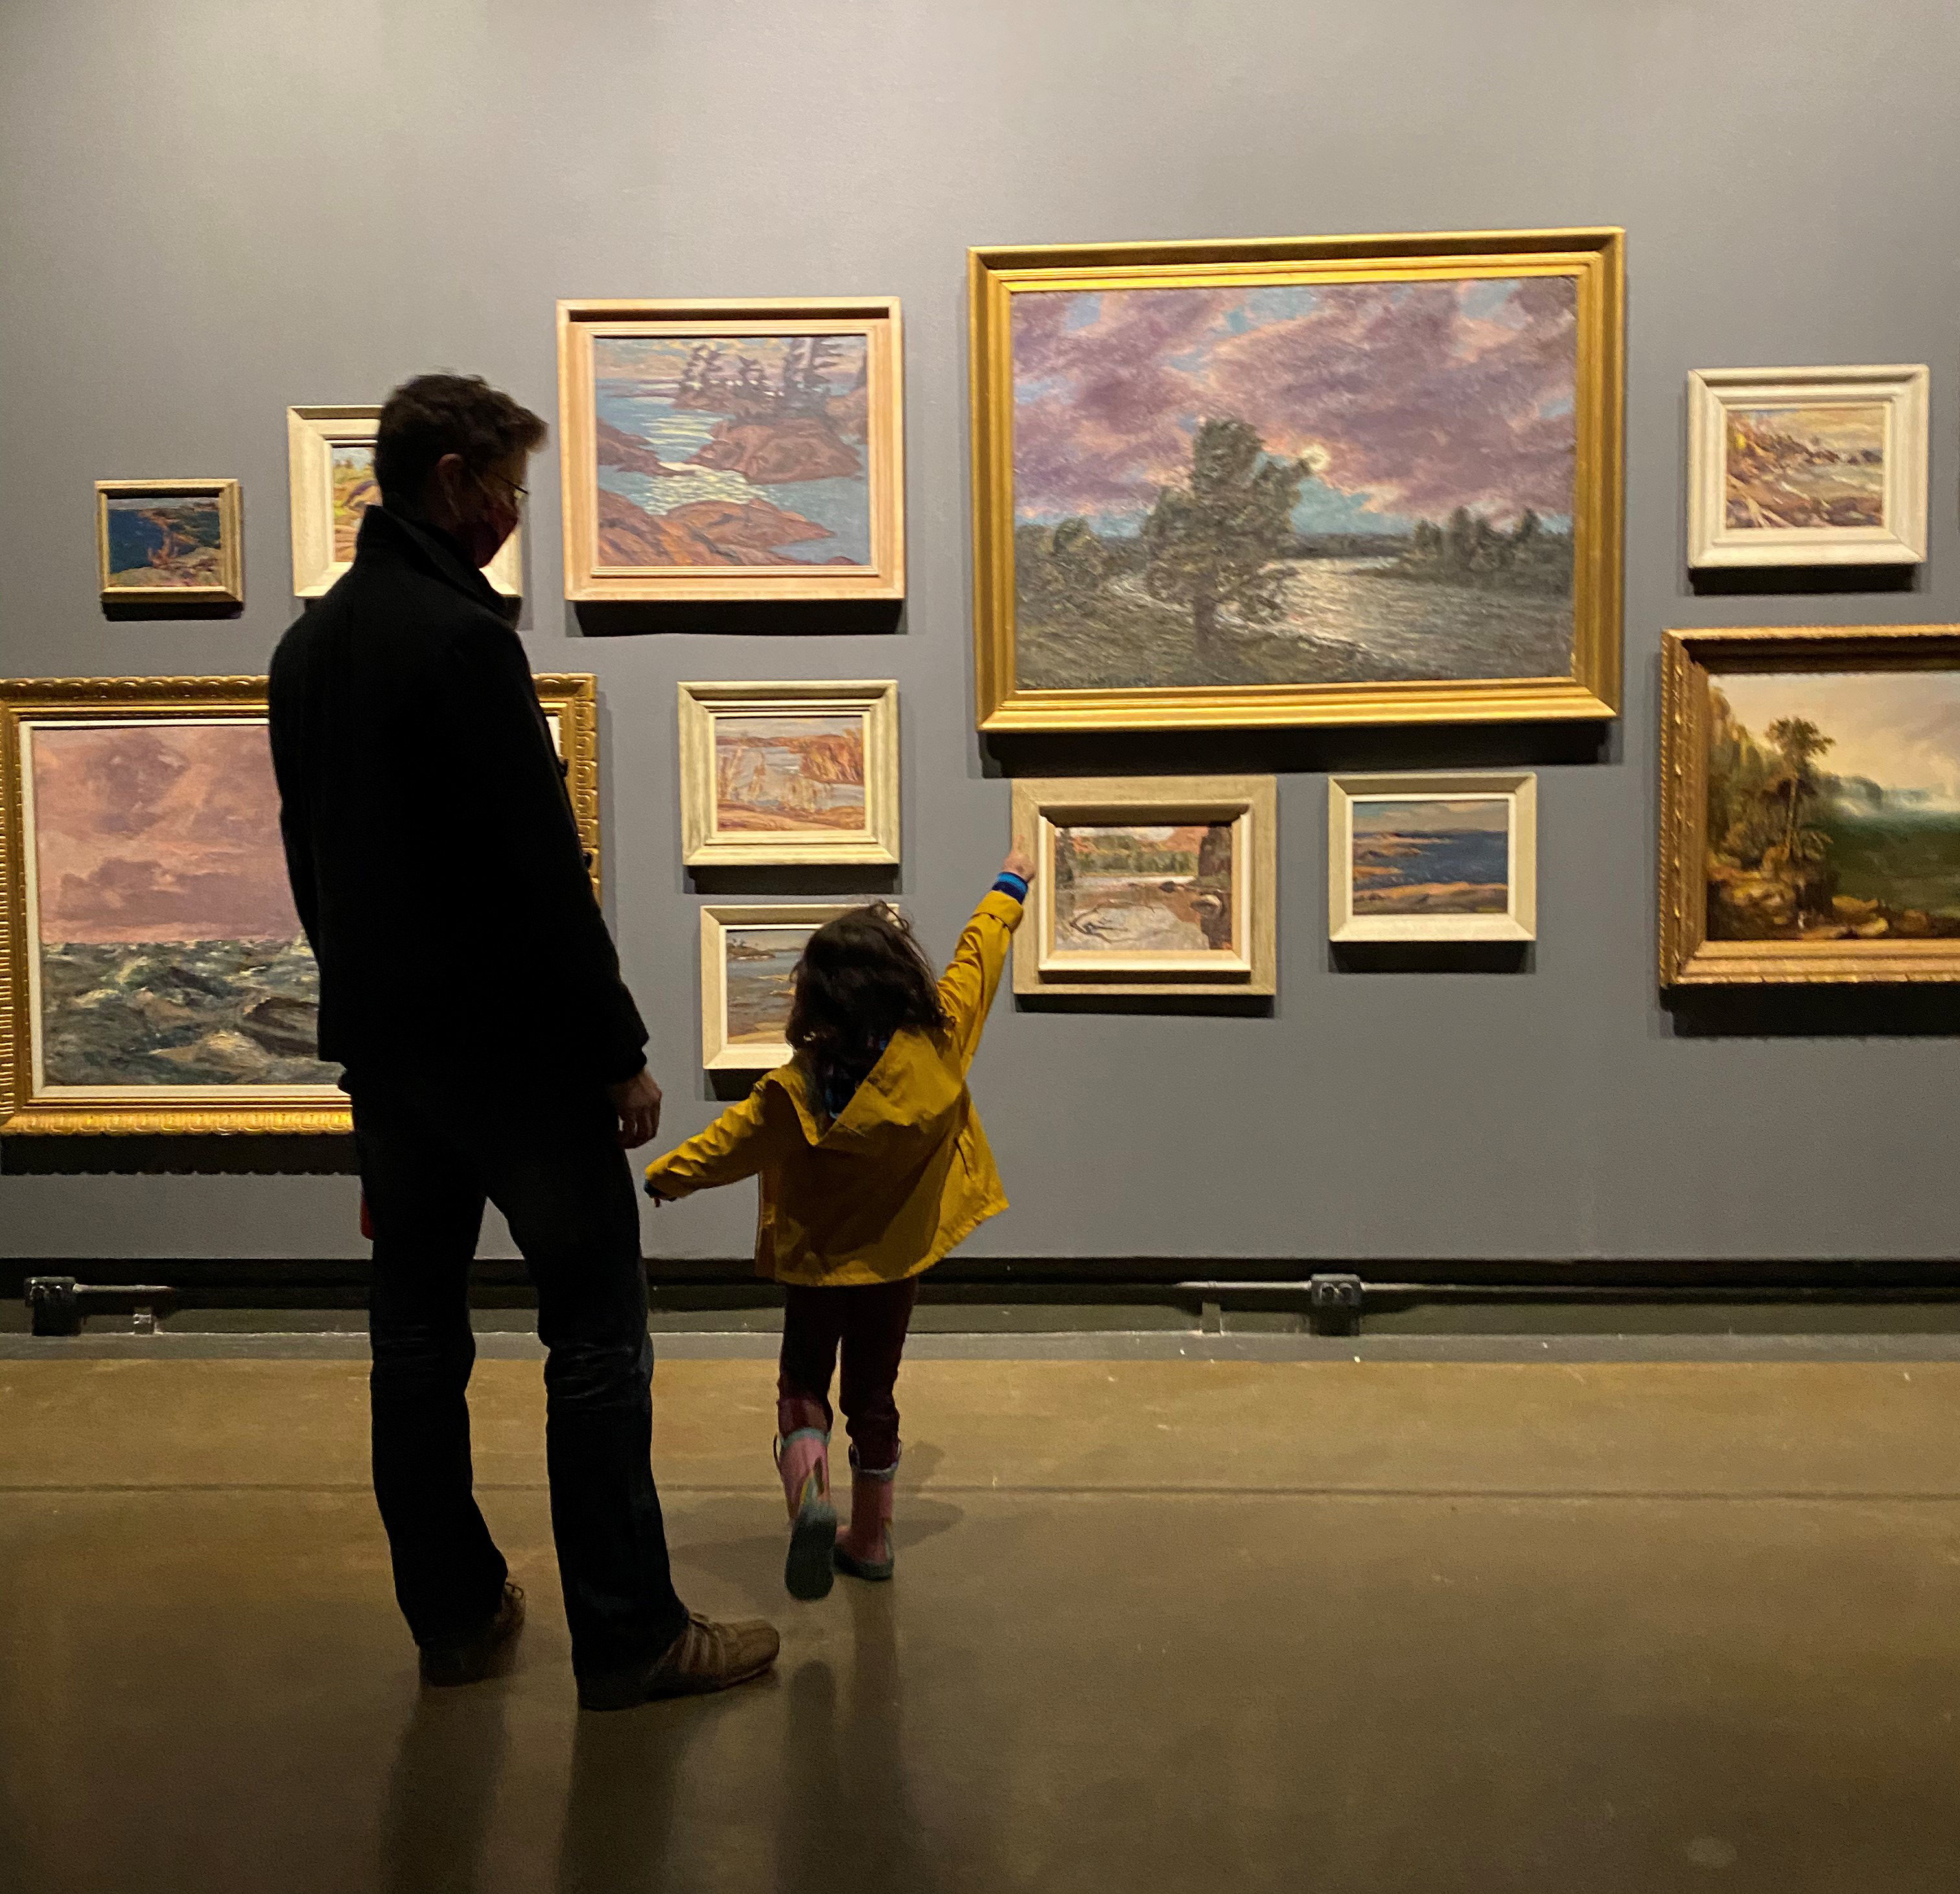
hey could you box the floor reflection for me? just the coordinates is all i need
[379,1683,509,1894]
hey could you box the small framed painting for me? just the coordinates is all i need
[1661,624,1960,984]
[96,480,243,605]
[1329,771,1537,942]
[286,404,522,598]
[1686,366,1928,568]
[1009,776,1277,996]
[699,904,855,1069]
[679,680,898,867]
[557,297,905,602]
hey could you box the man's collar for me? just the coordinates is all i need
[353,506,506,614]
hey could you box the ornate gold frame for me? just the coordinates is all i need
[95,479,244,607]
[0,673,600,1133]
[970,229,1624,731]
[557,298,905,603]
[1659,625,1960,985]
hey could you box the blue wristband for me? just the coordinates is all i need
[992,872,1029,901]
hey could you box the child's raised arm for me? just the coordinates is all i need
[936,850,1033,1070]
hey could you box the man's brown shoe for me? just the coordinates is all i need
[576,1611,780,1712]
[419,1582,526,1687]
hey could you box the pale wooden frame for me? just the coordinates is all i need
[1687,364,1929,568]
[286,405,523,598]
[679,679,898,867]
[0,673,600,1133]
[1009,776,1277,996]
[557,298,905,603]
[971,229,1624,732]
[1329,771,1536,942]
[1659,625,1960,985]
[699,904,856,1070]
[95,480,243,606]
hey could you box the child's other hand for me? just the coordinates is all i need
[1003,847,1036,883]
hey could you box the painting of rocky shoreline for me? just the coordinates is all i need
[1351,798,1510,917]
[592,333,872,567]
[714,714,867,834]
[102,494,227,590]
[1009,277,1578,690]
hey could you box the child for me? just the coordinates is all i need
[644,852,1032,1601]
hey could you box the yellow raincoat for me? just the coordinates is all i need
[643,890,1023,1287]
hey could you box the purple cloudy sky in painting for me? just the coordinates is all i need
[1010,277,1578,531]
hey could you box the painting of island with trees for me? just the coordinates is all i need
[714,714,867,836]
[102,495,226,590]
[1008,275,1578,691]
[1723,406,1886,533]
[590,333,872,568]
[25,721,339,1090]
[1705,671,1960,942]
[1351,799,1510,916]
[1051,824,1235,954]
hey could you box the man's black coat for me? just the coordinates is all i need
[268,507,648,1092]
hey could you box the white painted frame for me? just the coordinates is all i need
[698,903,856,1070]
[1686,364,1928,568]
[1329,771,1537,943]
[286,404,523,598]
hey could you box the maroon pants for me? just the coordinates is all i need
[777,1277,918,1473]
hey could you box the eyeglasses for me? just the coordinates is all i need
[478,469,528,506]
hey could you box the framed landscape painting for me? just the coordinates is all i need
[0,673,600,1132]
[1686,366,1928,568]
[699,904,855,1069]
[96,480,243,606]
[679,679,898,867]
[1660,625,1960,984]
[558,298,904,602]
[287,405,522,598]
[1329,771,1536,942]
[1009,777,1276,996]
[971,229,1624,731]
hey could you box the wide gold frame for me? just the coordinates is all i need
[95,479,244,607]
[1009,775,1277,996]
[698,904,856,1070]
[0,673,600,1133]
[970,229,1624,732]
[557,298,905,603]
[1659,625,1960,985]
[679,679,900,867]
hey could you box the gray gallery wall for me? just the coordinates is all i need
[3,0,1959,1268]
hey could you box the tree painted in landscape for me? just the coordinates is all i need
[1352,798,1510,917]
[332,444,379,561]
[1051,823,1235,953]
[592,333,872,568]
[714,714,867,835]
[103,498,226,589]
[1705,672,1960,941]
[29,723,335,1087]
[1010,278,1578,690]
[1723,405,1886,533]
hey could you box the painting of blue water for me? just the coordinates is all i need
[1351,797,1510,915]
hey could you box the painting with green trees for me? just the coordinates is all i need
[1009,277,1578,690]
[1051,823,1235,954]
[1705,671,1960,941]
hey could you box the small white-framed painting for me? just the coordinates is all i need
[1329,771,1536,943]
[699,904,856,1070]
[1686,365,1928,568]
[286,404,523,598]
[679,680,898,867]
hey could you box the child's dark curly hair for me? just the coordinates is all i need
[787,904,948,1103]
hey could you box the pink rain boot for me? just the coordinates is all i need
[833,1447,896,1582]
[775,1414,836,1602]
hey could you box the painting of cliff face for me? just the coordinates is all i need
[1009,276,1579,691]
[1051,823,1236,954]
[714,712,867,835]
[102,496,226,589]
[22,719,339,1090]
[721,927,810,1047]
[1351,797,1510,917]
[591,333,872,568]
[1704,670,1960,942]
[331,442,380,561]
[1723,405,1887,533]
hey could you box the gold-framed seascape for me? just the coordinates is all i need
[95,479,244,607]
[970,228,1625,732]
[0,673,600,1134]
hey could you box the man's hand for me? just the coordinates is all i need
[607,1066,663,1150]
[1003,847,1036,884]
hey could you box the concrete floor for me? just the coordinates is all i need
[2,1356,1958,1891]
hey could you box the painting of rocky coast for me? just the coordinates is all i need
[27,719,340,1090]
[102,495,227,590]
[714,714,867,835]
[592,333,872,568]
[1351,799,1510,917]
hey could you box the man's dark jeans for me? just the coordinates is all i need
[349,1073,688,1679]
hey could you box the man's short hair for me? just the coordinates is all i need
[373,373,548,510]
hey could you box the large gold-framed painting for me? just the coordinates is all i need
[557,298,905,603]
[1660,625,1960,985]
[0,673,600,1133]
[971,229,1624,732]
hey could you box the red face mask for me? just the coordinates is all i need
[463,472,520,567]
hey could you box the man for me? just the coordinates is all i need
[270,373,777,1710]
